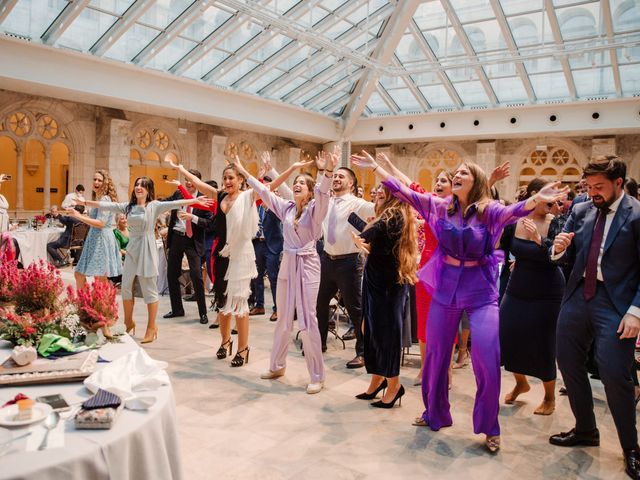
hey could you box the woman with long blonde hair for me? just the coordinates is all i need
[352,152,567,452]
[352,184,418,408]
[66,170,121,289]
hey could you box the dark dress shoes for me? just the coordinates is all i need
[342,327,356,341]
[199,314,209,325]
[624,448,640,479]
[269,311,278,322]
[549,428,600,447]
[183,294,196,302]
[346,355,365,369]
[163,311,185,319]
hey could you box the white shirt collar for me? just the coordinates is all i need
[607,192,624,213]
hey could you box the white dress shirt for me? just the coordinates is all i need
[553,193,639,319]
[322,193,375,256]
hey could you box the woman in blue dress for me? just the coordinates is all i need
[66,170,121,289]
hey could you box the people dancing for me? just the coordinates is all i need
[352,183,418,408]
[168,159,258,367]
[76,177,210,343]
[66,170,121,289]
[234,149,337,393]
[352,151,567,453]
[499,178,565,415]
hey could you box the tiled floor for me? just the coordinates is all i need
[61,269,631,479]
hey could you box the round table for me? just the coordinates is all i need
[11,228,64,266]
[0,337,182,480]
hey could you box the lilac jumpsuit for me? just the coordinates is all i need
[247,175,331,383]
[383,177,531,436]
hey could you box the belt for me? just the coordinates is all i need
[173,230,188,237]
[324,252,359,261]
[443,255,481,267]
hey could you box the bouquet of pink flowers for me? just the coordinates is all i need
[0,260,19,303]
[12,260,64,315]
[66,279,118,334]
[0,310,59,346]
[34,215,46,224]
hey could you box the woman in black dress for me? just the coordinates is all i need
[352,185,418,408]
[499,178,565,415]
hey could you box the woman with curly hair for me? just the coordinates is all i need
[352,183,418,408]
[66,170,121,289]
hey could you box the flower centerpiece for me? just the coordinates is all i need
[32,215,47,230]
[0,260,19,307]
[0,260,67,346]
[66,279,118,338]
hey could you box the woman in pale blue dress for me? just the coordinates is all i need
[66,170,121,289]
[79,176,210,343]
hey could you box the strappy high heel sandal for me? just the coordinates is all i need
[216,339,233,359]
[230,346,250,367]
[485,435,501,453]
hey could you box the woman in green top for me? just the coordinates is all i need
[113,213,129,260]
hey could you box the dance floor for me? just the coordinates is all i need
[59,269,631,479]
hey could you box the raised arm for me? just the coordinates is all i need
[375,152,412,186]
[66,199,126,229]
[267,158,314,194]
[164,158,217,197]
[261,151,293,200]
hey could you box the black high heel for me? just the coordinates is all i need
[355,379,388,400]
[216,339,233,359]
[231,346,250,367]
[371,385,405,408]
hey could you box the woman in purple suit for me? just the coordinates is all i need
[232,148,338,394]
[352,151,567,452]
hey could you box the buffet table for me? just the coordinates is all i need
[11,227,64,266]
[0,336,182,480]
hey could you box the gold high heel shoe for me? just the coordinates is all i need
[141,328,158,344]
[125,321,136,336]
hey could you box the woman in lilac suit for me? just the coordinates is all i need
[232,148,338,394]
[352,151,567,452]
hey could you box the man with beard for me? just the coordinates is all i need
[550,155,640,479]
[316,161,374,368]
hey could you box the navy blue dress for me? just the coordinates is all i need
[499,237,565,382]
[361,212,408,378]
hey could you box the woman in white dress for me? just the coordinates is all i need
[165,159,258,367]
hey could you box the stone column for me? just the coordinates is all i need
[211,135,228,186]
[43,145,51,211]
[15,142,23,210]
[107,119,133,201]
[197,129,213,181]
[592,137,616,157]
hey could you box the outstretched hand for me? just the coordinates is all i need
[350,150,377,170]
[291,158,314,171]
[489,162,511,186]
[521,218,541,245]
[232,155,250,178]
[195,196,214,208]
[536,181,570,203]
[315,151,328,171]
[164,158,183,171]
[164,179,181,187]
[260,151,273,172]
[351,231,370,255]
[375,152,392,170]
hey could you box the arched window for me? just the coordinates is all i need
[0,110,71,215]
[130,128,180,198]
[519,147,582,188]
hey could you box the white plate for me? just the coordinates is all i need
[0,403,52,427]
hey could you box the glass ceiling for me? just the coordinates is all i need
[1,0,639,119]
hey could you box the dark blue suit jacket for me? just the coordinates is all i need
[263,209,283,256]
[58,215,79,244]
[553,194,640,317]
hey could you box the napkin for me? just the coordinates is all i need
[83,348,169,402]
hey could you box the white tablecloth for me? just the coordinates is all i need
[11,228,64,266]
[0,337,182,480]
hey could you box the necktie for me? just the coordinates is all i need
[185,206,193,238]
[583,207,609,301]
[326,198,341,245]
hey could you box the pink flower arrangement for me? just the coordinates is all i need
[12,260,64,315]
[0,310,59,346]
[0,260,20,303]
[34,215,46,224]
[66,279,118,332]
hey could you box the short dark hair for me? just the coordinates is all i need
[338,167,357,191]
[567,190,576,201]
[75,184,85,192]
[583,155,626,182]
[625,177,638,198]
[205,180,218,189]
[187,169,202,180]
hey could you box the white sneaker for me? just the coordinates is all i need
[260,368,285,379]
[306,381,324,394]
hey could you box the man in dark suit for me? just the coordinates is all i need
[549,156,640,479]
[46,206,79,267]
[249,176,284,321]
[163,169,214,325]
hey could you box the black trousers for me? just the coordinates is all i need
[556,281,637,450]
[167,234,207,318]
[47,236,67,263]
[316,252,364,356]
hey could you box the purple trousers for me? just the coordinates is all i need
[420,297,501,436]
